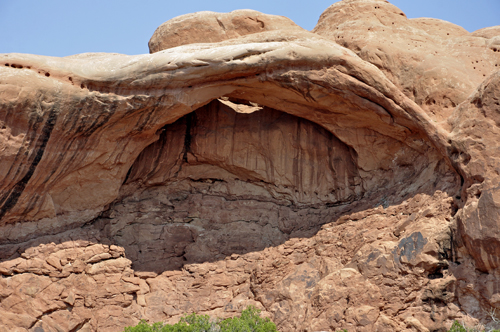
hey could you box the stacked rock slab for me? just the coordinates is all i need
[0,1,499,331]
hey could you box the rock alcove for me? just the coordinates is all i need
[2,2,500,330]
[91,97,458,273]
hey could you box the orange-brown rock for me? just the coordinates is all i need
[313,0,500,126]
[148,10,306,53]
[0,1,499,331]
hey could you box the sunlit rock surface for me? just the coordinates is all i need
[0,1,499,331]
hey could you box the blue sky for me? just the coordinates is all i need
[0,0,498,57]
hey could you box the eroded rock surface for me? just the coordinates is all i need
[0,191,462,331]
[313,0,500,127]
[148,10,305,53]
[0,1,499,331]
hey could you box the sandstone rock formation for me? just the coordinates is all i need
[0,1,499,331]
[148,10,306,53]
[313,0,500,133]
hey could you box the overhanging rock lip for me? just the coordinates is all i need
[0,31,450,151]
[0,29,457,230]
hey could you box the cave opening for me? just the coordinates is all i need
[96,98,459,272]
[106,99,365,271]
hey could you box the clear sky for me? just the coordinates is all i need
[0,0,498,57]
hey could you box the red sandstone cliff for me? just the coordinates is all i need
[1,1,500,331]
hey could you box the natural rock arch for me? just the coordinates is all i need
[1,3,500,331]
[0,32,458,242]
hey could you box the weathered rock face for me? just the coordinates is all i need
[313,0,500,127]
[148,10,306,53]
[125,100,362,207]
[111,99,455,274]
[0,191,461,332]
[0,1,499,331]
[446,71,500,320]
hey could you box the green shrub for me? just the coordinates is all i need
[123,306,278,332]
[448,321,473,332]
[447,320,500,332]
[127,315,500,332]
[218,306,277,332]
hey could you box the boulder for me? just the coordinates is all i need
[148,9,305,52]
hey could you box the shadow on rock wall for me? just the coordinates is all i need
[0,99,462,332]
[0,99,459,272]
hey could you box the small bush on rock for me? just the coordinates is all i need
[447,320,500,332]
[123,306,278,332]
[218,306,277,332]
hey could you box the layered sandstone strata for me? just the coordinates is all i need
[1,1,499,331]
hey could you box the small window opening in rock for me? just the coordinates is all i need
[218,97,262,114]
[45,72,50,77]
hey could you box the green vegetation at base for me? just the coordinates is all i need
[124,311,500,332]
[447,320,500,332]
[123,306,278,332]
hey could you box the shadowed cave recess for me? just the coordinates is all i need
[92,98,459,272]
